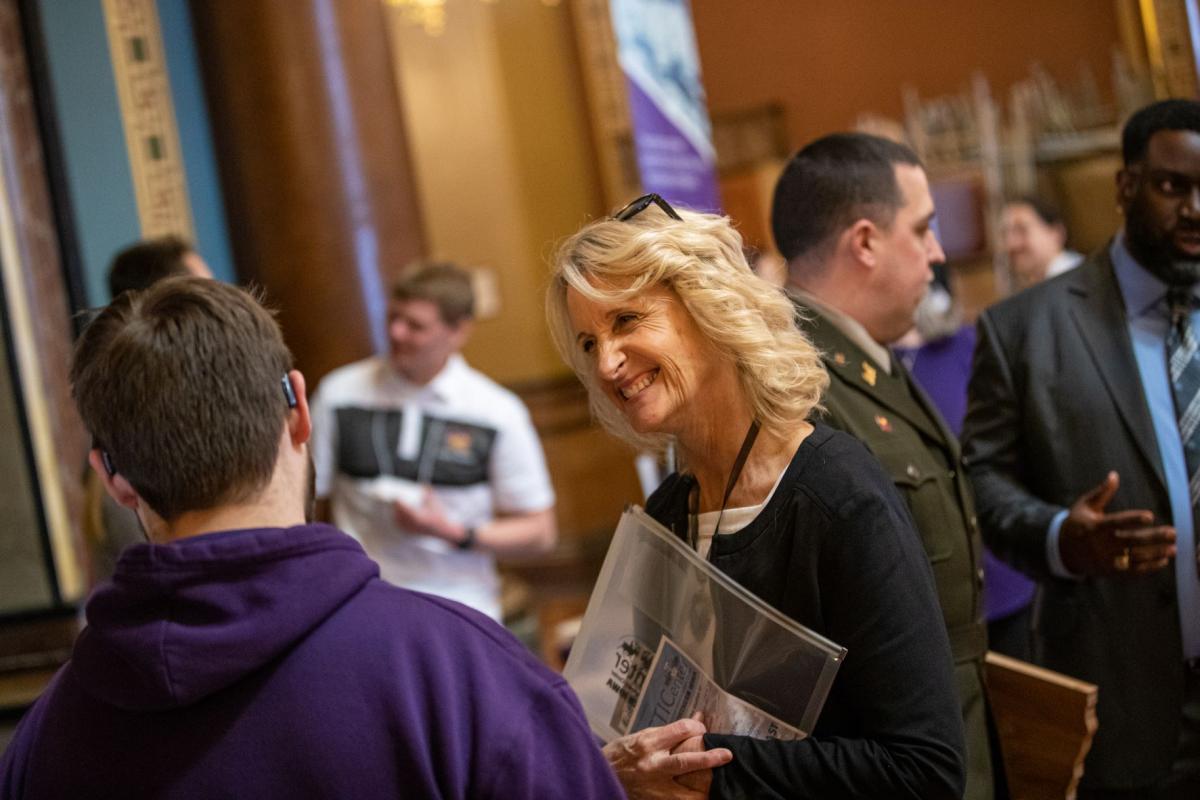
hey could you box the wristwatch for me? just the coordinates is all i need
[458,527,477,551]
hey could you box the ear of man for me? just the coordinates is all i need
[285,369,312,449]
[845,218,881,270]
[1116,168,1137,210]
[88,449,141,511]
[449,318,474,352]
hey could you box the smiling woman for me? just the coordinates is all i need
[546,204,968,799]
[566,284,729,438]
[547,206,824,455]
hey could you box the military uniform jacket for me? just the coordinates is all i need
[796,301,993,800]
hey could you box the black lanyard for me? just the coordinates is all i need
[687,419,761,555]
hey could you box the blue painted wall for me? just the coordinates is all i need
[35,0,234,305]
[157,0,233,289]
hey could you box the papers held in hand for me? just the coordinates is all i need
[630,636,806,740]
[564,507,846,743]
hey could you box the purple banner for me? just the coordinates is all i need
[611,0,721,213]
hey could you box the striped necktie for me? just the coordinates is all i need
[1168,286,1200,507]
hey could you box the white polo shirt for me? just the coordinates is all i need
[310,354,555,620]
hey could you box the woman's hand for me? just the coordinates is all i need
[670,732,713,793]
[602,718,732,799]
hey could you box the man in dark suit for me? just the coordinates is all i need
[962,99,1200,798]
[772,132,995,800]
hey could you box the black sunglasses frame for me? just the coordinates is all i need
[613,193,682,222]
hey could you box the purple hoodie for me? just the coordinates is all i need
[0,524,623,799]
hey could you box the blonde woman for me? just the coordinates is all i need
[549,195,966,799]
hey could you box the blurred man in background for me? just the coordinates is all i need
[311,262,556,621]
[106,235,211,299]
[1000,196,1082,290]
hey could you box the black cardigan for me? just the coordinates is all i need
[646,423,966,799]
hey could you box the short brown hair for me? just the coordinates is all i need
[392,262,475,325]
[71,277,294,520]
[107,235,194,299]
[772,132,921,265]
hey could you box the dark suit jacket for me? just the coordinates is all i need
[962,246,1183,791]
[796,303,992,800]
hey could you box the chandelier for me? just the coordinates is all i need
[384,0,561,37]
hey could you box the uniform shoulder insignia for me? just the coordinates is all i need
[874,414,892,432]
[833,351,847,366]
[861,361,877,386]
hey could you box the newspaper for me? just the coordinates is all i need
[564,506,846,742]
[630,636,803,741]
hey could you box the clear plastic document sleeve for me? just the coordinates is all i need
[564,507,846,743]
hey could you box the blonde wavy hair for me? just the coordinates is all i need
[547,205,827,451]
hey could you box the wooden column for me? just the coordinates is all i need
[0,0,89,606]
[189,0,425,383]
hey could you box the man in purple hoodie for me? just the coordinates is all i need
[0,278,625,799]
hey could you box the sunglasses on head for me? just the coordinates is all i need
[613,193,682,222]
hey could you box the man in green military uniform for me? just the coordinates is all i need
[771,132,996,800]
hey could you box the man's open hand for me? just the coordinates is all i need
[1059,471,1175,576]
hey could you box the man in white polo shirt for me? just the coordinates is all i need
[311,262,556,620]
